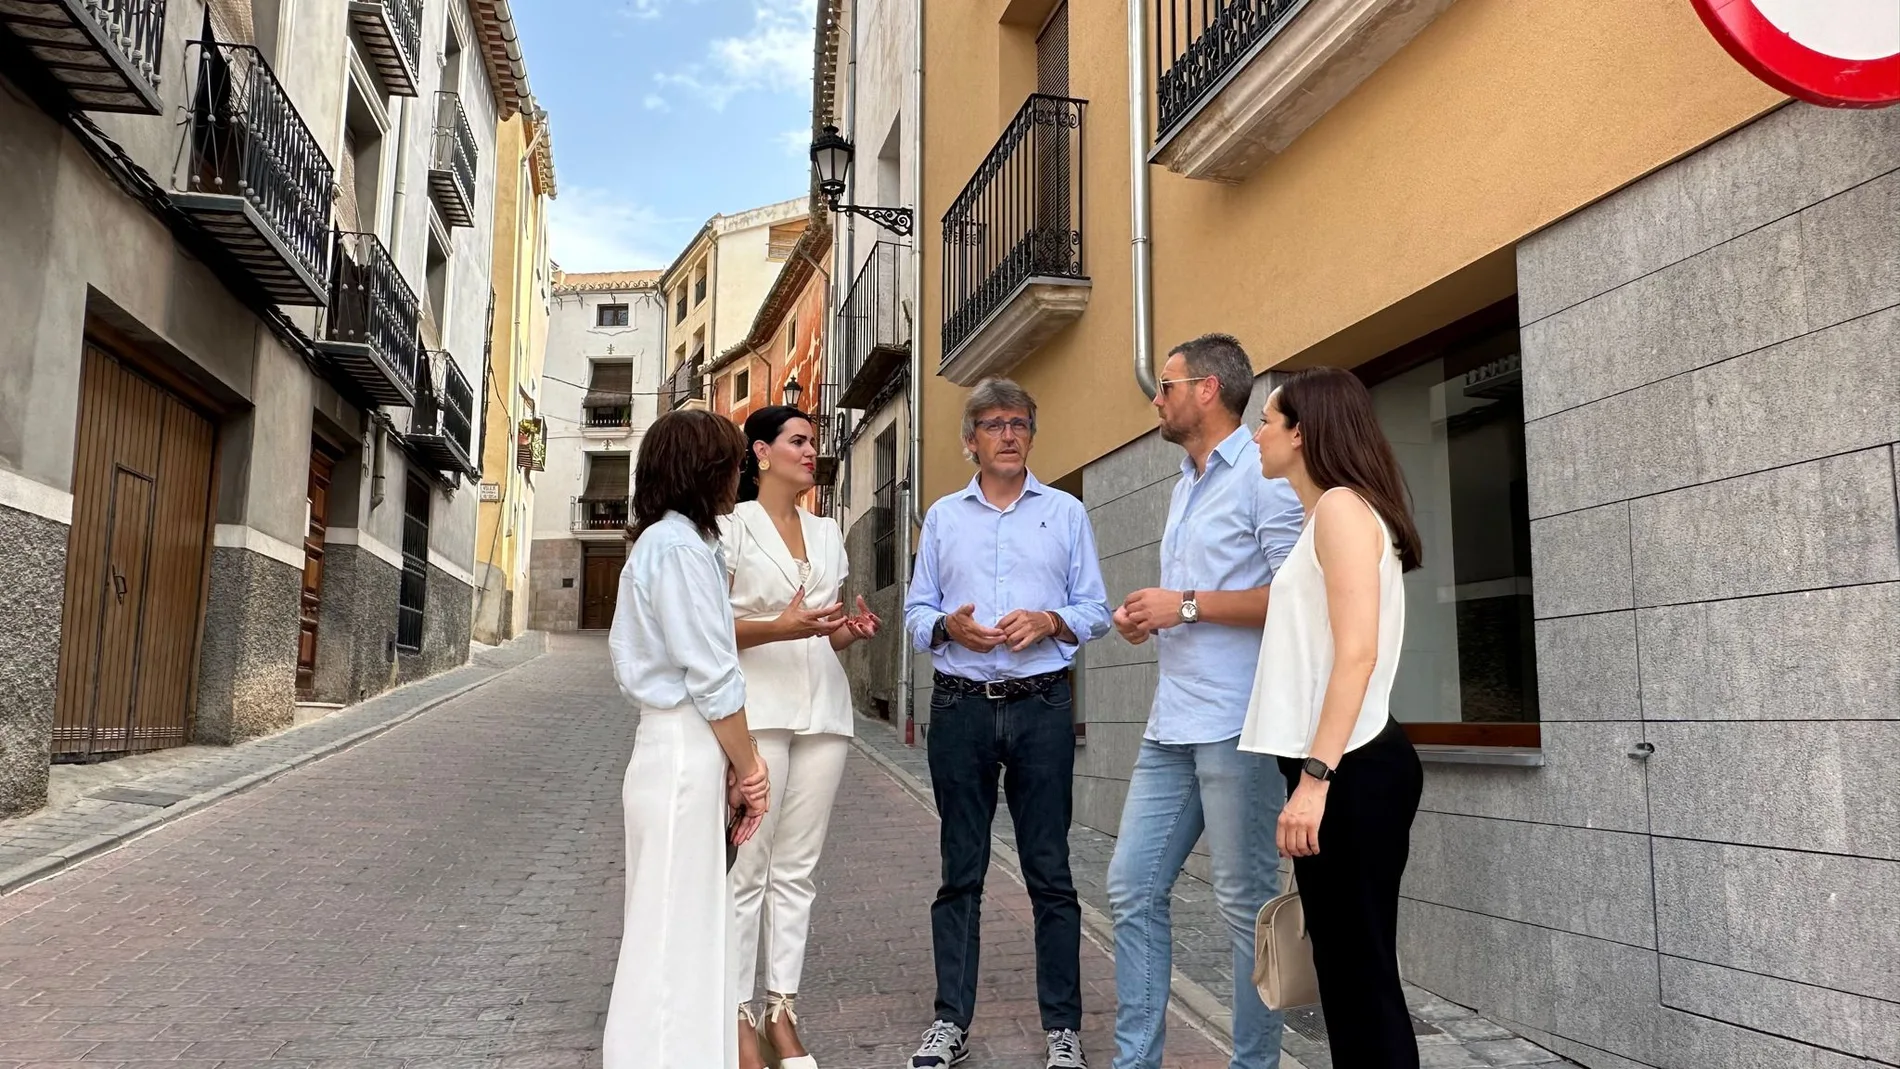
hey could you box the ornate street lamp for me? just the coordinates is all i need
[781,373,804,409]
[809,124,914,237]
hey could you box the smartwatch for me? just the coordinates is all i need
[931,615,951,647]
[1180,590,1199,624]
[1302,756,1336,782]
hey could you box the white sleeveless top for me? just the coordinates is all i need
[1237,487,1405,759]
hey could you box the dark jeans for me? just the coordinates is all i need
[927,678,1082,1032]
[1277,717,1424,1069]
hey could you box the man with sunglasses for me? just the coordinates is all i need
[1107,334,1304,1069]
[904,376,1112,1069]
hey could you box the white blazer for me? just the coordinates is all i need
[718,501,854,737]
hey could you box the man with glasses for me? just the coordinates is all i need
[1107,334,1304,1069]
[904,377,1112,1069]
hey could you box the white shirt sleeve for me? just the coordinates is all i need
[648,543,748,721]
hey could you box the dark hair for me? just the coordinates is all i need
[1170,333,1253,419]
[1274,367,1424,572]
[628,409,747,543]
[737,405,816,502]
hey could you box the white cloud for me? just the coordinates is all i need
[776,127,809,156]
[547,186,683,273]
[623,0,698,20]
[643,93,669,111]
[650,0,817,111]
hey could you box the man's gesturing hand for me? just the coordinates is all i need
[945,603,1006,653]
[997,609,1061,653]
[1122,588,1186,632]
[1112,604,1149,645]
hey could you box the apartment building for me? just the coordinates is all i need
[917,1,1898,1065]
[657,197,810,412]
[0,0,524,815]
[527,269,665,632]
[473,106,557,644]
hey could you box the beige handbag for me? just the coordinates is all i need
[1252,871,1320,1010]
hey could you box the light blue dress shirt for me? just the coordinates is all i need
[905,472,1112,681]
[1148,426,1305,745]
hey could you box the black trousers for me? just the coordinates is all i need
[1277,717,1423,1069]
[926,677,1082,1032]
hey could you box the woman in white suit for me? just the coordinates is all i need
[723,405,880,1069]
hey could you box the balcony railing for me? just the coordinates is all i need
[1155,0,1304,139]
[572,496,631,534]
[177,39,333,305]
[318,230,421,407]
[941,94,1086,363]
[0,0,167,112]
[581,392,634,433]
[404,351,478,478]
[667,357,704,411]
[346,0,422,97]
[836,242,911,410]
[428,91,477,227]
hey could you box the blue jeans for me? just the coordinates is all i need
[1107,736,1285,1069]
[926,678,1082,1032]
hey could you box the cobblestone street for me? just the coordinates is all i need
[0,635,1230,1068]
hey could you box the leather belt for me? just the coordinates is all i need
[933,669,1068,702]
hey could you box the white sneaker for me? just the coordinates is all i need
[1045,1028,1087,1069]
[909,1019,969,1068]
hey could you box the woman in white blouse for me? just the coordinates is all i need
[603,409,771,1069]
[723,405,879,1069]
[1239,368,1426,1069]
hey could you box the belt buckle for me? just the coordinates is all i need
[983,680,1007,700]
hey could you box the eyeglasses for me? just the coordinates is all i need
[973,417,1033,437]
[1157,376,1211,395]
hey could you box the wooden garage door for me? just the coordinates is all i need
[53,345,217,759]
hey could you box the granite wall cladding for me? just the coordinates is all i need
[397,565,471,684]
[194,546,299,745]
[840,510,904,720]
[310,542,401,704]
[528,538,581,632]
[1435,101,1900,1069]
[0,504,66,816]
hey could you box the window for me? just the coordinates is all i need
[584,361,633,429]
[733,367,750,406]
[1364,310,1538,747]
[874,426,897,589]
[675,290,687,324]
[397,474,430,651]
[423,231,450,347]
[597,303,629,327]
[786,316,797,355]
[767,221,804,261]
[693,264,707,306]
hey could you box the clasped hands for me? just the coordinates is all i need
[727,742,770,846]
[773,587,882,643]
[942,603,1063,653]
[1111,588,1187,645]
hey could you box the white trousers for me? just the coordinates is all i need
[603,707,737,1069]
[728,729,850,1005]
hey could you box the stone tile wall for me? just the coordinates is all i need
[528,538,581,632]
[0,504,66,816]
[194,547,300,745]
[1405,101,1900,1069]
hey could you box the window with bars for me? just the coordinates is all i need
[597,303,628,327]
[397,474,430,651]
[874,426,897,589]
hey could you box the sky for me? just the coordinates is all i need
[509,0,818,274]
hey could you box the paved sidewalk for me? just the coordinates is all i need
[0,635,546,892]
[852,715,1574,1069]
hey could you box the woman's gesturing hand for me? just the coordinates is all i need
[775,587,846,641]
[1277,776,1327,858]
[844,596,882,640]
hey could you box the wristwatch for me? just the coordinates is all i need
[1302,756,1336,782]
[1180,590,1199,624]
[931,615,951,647]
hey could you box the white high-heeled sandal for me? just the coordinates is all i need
[760,992,817,1069]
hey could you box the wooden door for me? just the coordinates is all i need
[54,346,216,759]
[580,547,624,630]
[296,446,335,697]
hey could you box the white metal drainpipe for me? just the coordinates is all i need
[899,0,925,742]
[1128,0,1159,400]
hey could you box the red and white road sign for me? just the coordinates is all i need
[1690,0,1900,107]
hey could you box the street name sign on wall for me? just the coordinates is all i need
[1690,0,1900,107]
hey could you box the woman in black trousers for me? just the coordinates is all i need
[1238,366,1426,1068]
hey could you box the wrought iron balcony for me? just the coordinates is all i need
[0,0,166,112]
[667,357,704,411]
[939,94,1088,384]
[571,495,631,535]
[318,230,421,407]
[428,91,478,228]
[404,351,478,479]
[836,242,910,410]
[1155,0,1303,139]
[347,0,422,97]
[176,39,333,306]
[581,391,634,435]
